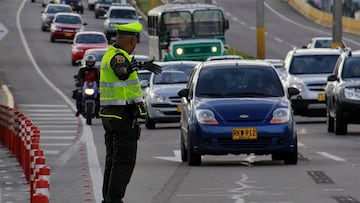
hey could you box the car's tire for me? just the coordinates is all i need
[88,4,94,11]
[180,131,187,162]
[50,36,55,42]
[145,115,155,129]
[71,60,77,66]
[95,13,99,18]
[187,137,201,166]
[327,110,334,133]
[271,153,283,161]
[334,107,347,135]
[41,25,46,32]
[137,34,140,43]
[283,138,298,165]
[80,8,84,14]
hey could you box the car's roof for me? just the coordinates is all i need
[54,12,82,17]
[202,59,274,68]
[85,48,107,52]
[109,5,136,10]
[46,4,72,8]
[155,60,200,65]
[206,55,243,61]
[75,31,106,35]
[291,48,343,55]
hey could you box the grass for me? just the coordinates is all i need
[134,0,255,59]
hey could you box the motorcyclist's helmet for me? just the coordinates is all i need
[85,54,96,68]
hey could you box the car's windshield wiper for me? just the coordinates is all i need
[224,92,279,97]
[198,93,224,97]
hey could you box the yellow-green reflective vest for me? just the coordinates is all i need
[100,46,143,106]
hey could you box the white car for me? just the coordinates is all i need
[103,5,142,42]
[42,0,59,7]
[306,37,347,49]
[283,48,343,116]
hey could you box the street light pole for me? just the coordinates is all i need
[256,0,265,59]
[332,0,343,48]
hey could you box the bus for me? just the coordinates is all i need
[147,1,229,61]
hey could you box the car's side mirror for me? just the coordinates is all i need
[83,22,88,26]
[287,87,299,97]
[327,74,337,82]
[178,88,189,98]
[140,80,149,88]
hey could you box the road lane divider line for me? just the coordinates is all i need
[317,152,346,162]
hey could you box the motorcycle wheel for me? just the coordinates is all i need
[86,103,92,125]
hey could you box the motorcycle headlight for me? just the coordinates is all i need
[84,88,95,95]
[195,109,218,125]
[344,88,360,100]
[270,108,290,124]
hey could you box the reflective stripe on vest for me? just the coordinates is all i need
[100,46,143,106]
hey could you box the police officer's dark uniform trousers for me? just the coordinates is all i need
[99,22,145,203]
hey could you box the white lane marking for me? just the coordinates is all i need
[17,104,68,108]
[40,130,77,134]
[317,152,346,162]
[35,125,77,129]
[264,2,360,47]
[32,118,77,121]
[21,109,72,113]
[44,150,60,155]
[154,150,181,162]
[41,143,71,147]
[40,136,74,140]
[26,113,74,117]
[17,1,102,202]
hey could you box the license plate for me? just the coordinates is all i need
[64,33,72,37]
[177,104,182,112]
[317,93,325,101]
[232,128,257,140]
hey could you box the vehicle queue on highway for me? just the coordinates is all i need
[1,0,358,202]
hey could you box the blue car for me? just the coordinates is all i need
[178,60,300,166]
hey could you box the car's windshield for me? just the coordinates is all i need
[342,57,360,78]
[160,63,198,79]
[55,15,81,24]
[289,55,339,74]
[75,34,106,43]
[196,66,284,98]
[153,71,188,84]
[138,72,151,82]
[109,9,137,19]
[47,6,72,13]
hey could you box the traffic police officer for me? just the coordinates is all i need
[99,22,161,203]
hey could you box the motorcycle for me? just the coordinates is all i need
[80,81,99,125]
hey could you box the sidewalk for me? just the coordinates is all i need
[0,82,29,202]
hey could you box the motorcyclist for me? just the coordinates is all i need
[74,54,100,117]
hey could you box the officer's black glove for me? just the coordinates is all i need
[141,60,162,74]
[129,59,141,73]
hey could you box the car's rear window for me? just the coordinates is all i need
[109,9,137,19]
[76,34,106,43]
[55,15,81,24]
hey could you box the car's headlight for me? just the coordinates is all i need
[344,88,360,100]
[150,92,167,102]
[211,46,217,53]
[290,82,304,92]
[72,47,83,53]
[195,109,218,125]
[51,25,61,31]
[270,108,290,124]
[176,48,184,55]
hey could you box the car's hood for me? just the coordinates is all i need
[54,23,82,29]
[108,19,138,24]
[73,43,108,50]
[289,73,329,84]
[195,97,289,121]
[152,84,186,96]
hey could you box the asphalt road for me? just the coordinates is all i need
[1,0,360,203]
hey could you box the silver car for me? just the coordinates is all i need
[41,4,73,31]
[283,48,342,116]
[143,70,188,129]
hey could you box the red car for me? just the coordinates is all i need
[50,12,86,42]
[71,31,108,66]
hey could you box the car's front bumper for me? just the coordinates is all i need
[336,99,360,123]
[189,122,297,155]
[147,103,181,123]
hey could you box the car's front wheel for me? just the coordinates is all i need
[283,138,298,165]
[145,115,155,129]
[334,107,347,135]
[187,136,201,166]
[180,131,187,162]
[327,109,334,133]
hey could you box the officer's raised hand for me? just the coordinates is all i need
[141,60,162,74]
